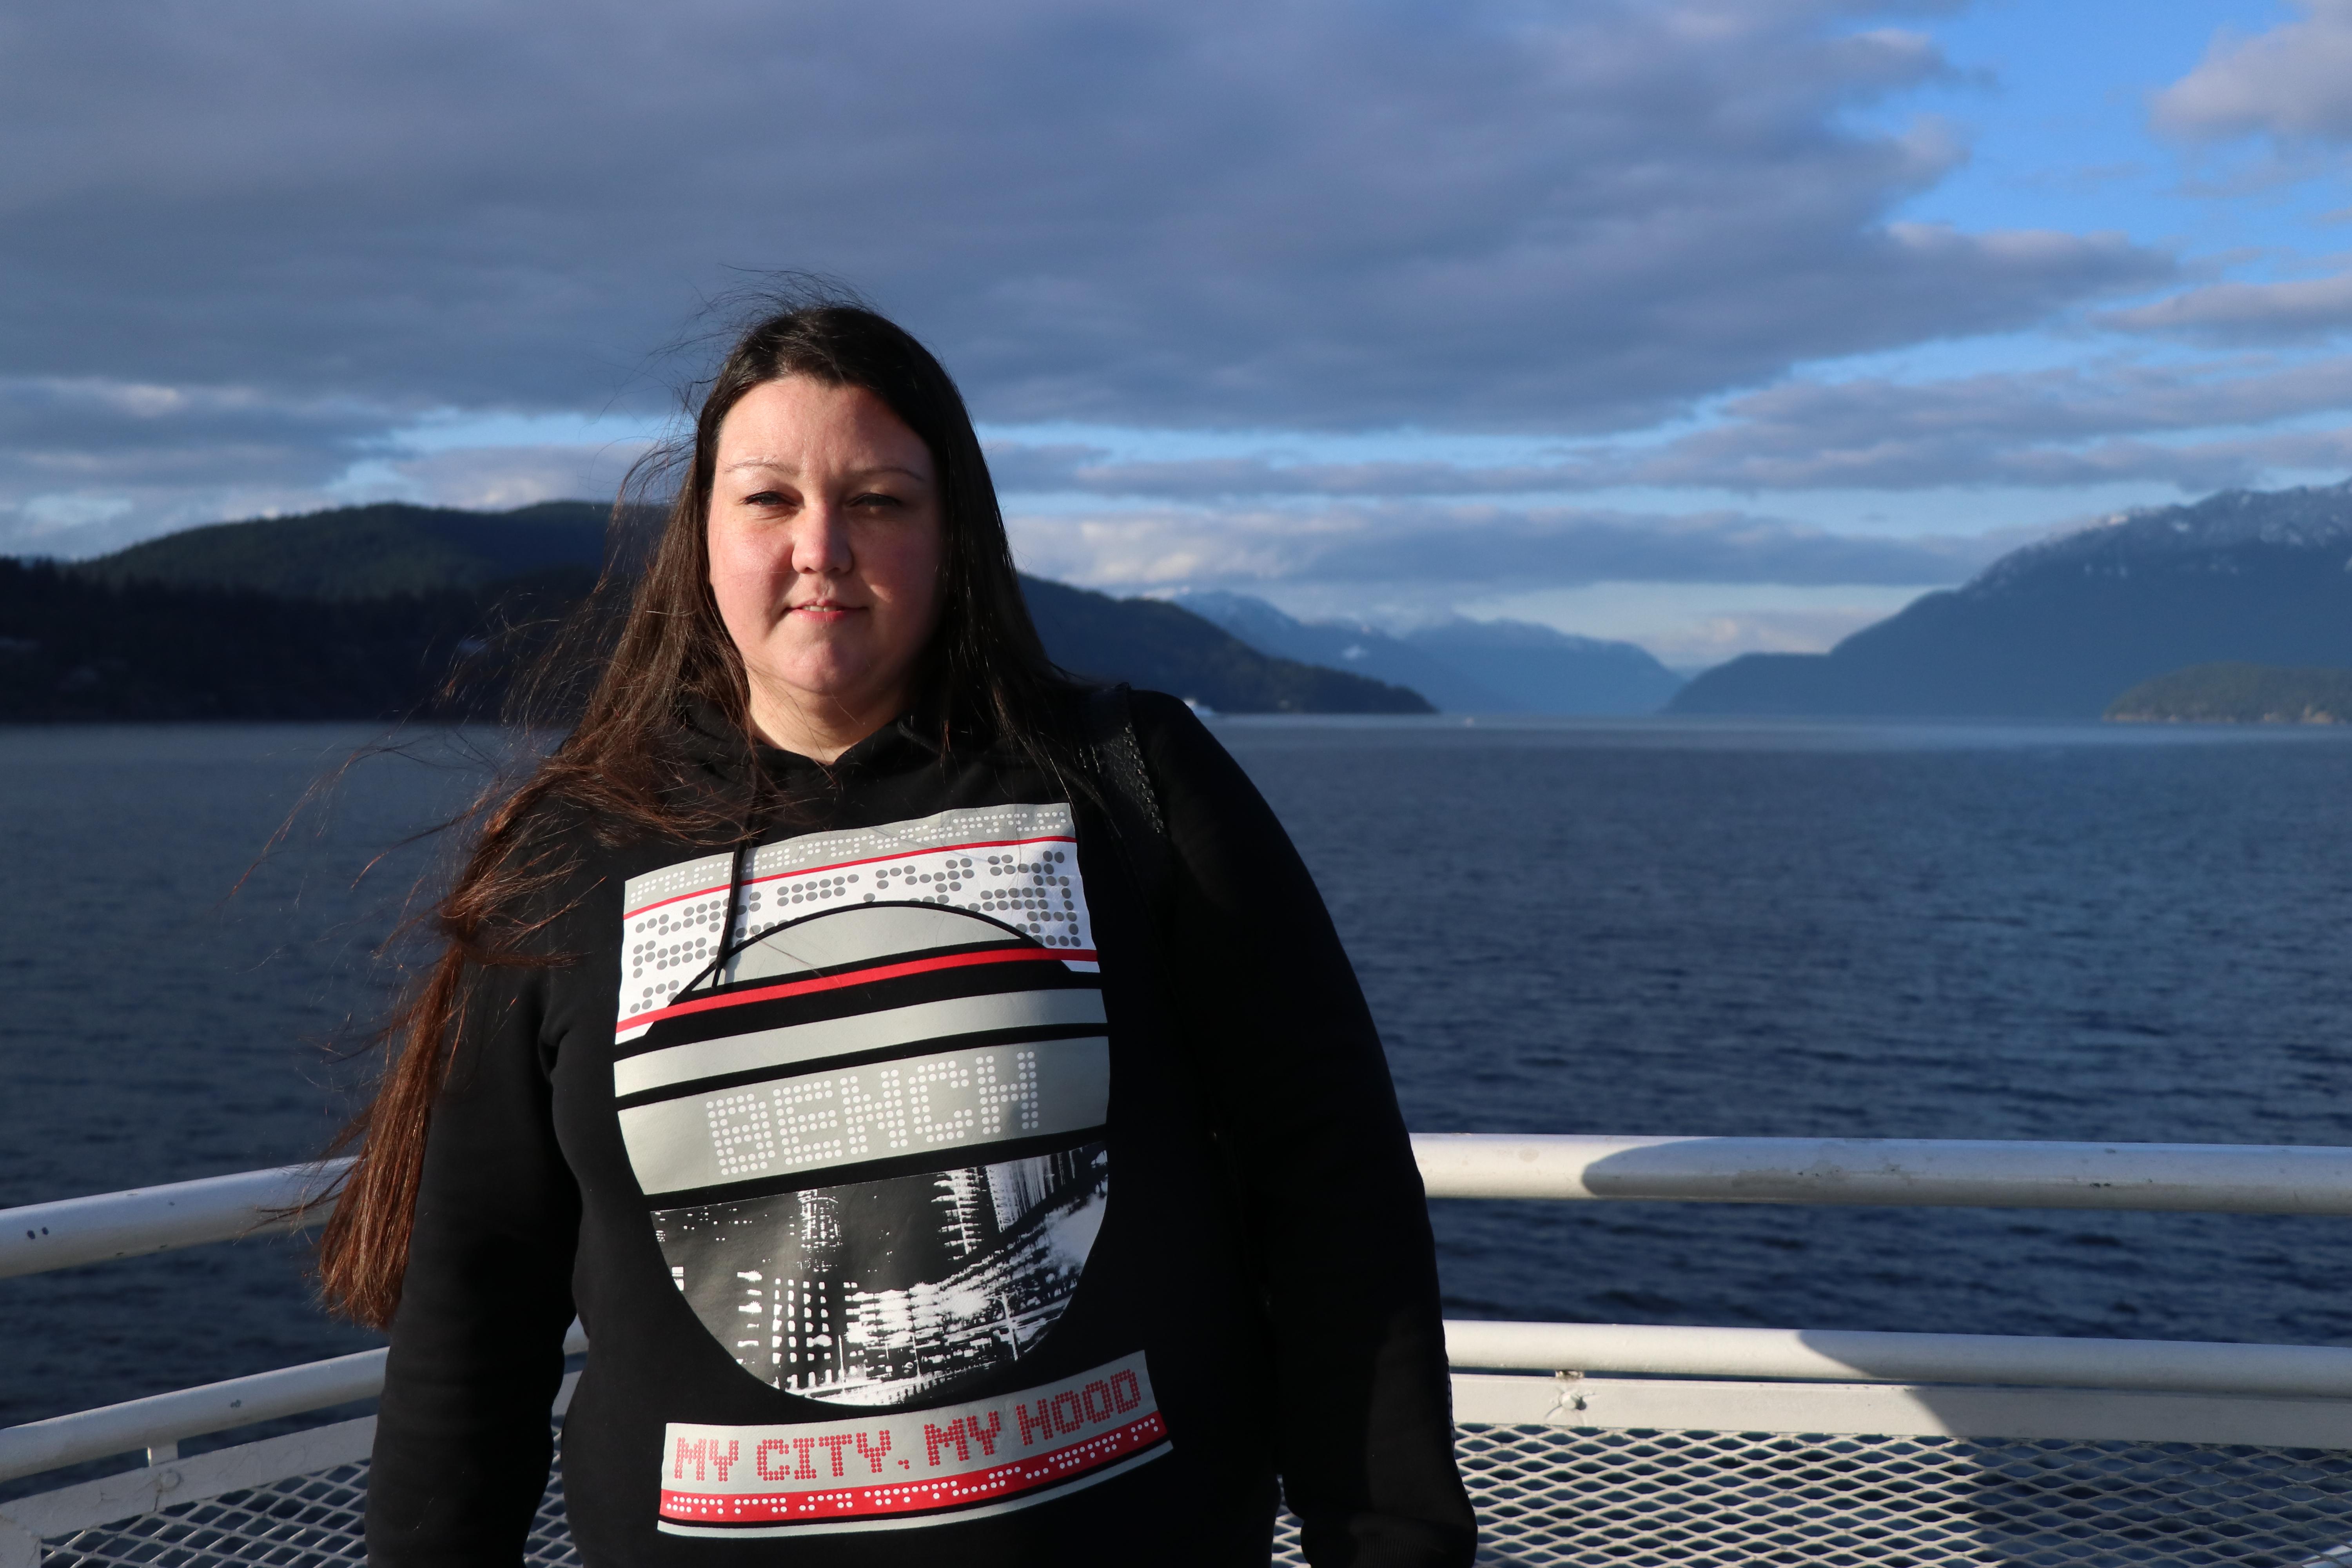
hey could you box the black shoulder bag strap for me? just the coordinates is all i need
[1081,682,1171,911]
[1078,684,1267,1285]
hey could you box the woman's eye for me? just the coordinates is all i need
[850,492,902,510]
[742,490,789,508]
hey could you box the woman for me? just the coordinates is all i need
[325,299,1474,1566]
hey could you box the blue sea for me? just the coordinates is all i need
[8,716,2352,1440]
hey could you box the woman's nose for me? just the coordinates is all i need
[787,501,854,577]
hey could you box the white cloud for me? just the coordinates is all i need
[992,356,2352,498]
[1452,581,1933,665]
[18,493,132,534]
[1675,605,1900,660]
[1601,361,2352,491]
[0,372,658,555]
[0,483,350,559]
[0,0,2167,440]
[2101,272,2352,344]
[1005,500,2016,594]
[327,443,655,512]
[2153,2,2352,143]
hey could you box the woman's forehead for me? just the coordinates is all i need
[715,378,931,473]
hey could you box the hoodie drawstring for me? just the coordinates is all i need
[679,837,755,998]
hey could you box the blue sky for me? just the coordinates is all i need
[6,1,2352,666]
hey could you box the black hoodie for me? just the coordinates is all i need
[365,691,1473,1566]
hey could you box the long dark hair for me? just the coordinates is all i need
[318,292,1082,1327]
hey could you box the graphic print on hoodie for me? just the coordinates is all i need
[611,803,1120,1416]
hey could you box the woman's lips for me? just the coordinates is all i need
[787,600,863,621]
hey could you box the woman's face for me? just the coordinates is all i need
[706,376,946,757]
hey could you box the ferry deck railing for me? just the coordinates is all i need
[12,1135,2352,1564]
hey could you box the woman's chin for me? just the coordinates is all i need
[753,666,904,720]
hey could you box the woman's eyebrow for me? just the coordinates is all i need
[719,458,929,481]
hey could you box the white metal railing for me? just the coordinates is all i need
[17,1133,2352,1284]
[1414,1133,2352,1212]
[0,1160,347,1281]
[0,1323,593,1484]
[1442,1319,2352,1396]
[1,1351,388,1481]
[17,1316,2352,1487]
[13,1136,2352,1490]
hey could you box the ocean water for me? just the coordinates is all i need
[7,715,2352,1446]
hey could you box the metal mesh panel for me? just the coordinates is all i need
[36,1424,2352,1566]
[38,1460,579,1568]
[1442,1425,2352,1567]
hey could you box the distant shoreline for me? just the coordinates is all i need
[2105,662,2352,726]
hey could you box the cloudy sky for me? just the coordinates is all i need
[8,0,2352,664]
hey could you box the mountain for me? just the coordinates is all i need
[6,503,1430,719]
[1020,577,1429,714]
[1403,617,1686,714]
[1176,591,1683,713]
[74,500,620,598]
[1671,479,2352,719]
[2107,663,2352,724]
[1175,593,1497,708]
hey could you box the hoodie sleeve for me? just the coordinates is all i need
[365,956,583,1566]
[1131,691,1476,1568]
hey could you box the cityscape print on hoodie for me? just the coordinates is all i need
[610,802,1154,1534]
